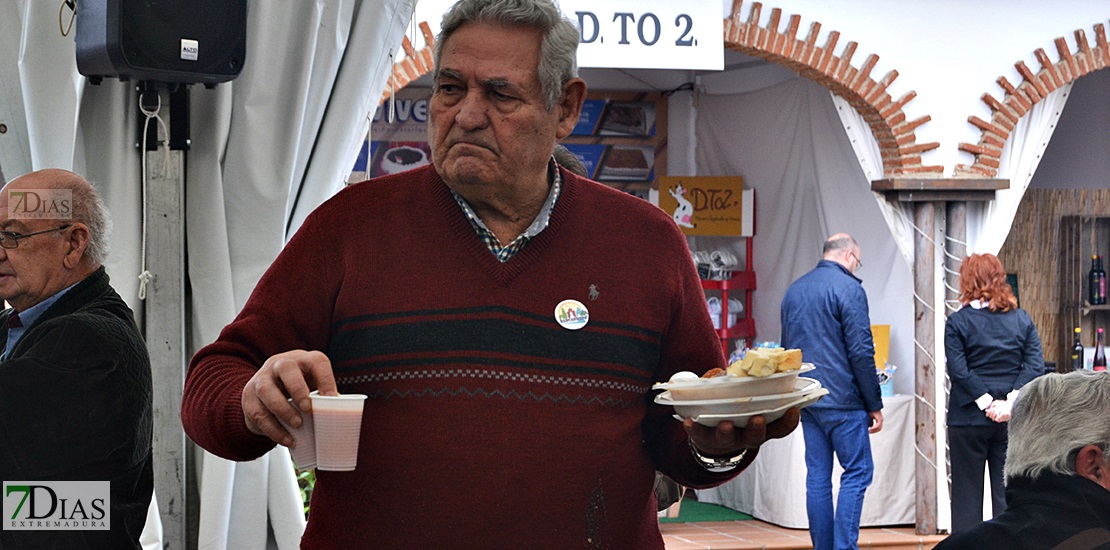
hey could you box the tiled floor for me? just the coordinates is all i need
[661,520,947,550]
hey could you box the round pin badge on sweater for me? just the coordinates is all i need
[555,299,589,330]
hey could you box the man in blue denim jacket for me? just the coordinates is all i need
[781,233,884,550]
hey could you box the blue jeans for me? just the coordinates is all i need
[801,408,874,550]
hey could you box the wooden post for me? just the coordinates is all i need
[871,178,1008,535]
[913,201,939,535]
[143,87,187,550]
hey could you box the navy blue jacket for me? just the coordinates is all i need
[944,304,1043,426]
[781,260,882,413]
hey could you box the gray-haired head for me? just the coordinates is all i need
[434,0,579,110]
[1004,370,1110,482]
[6,169,112,265]
[822,233,858,256]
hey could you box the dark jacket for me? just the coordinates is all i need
[0,267,154,550]
[781,259,882,413]
[934,472,1110,550]
[944,305,1043,426]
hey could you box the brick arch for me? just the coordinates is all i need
[955,22,1109,177]
[723,1,942,178]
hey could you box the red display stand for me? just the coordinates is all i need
[700,237,756,357]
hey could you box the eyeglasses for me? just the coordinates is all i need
[0,224,71,249]
[850,250,863,269]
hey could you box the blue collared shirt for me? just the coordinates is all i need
[4,282,79,357]
[450,157,562,263]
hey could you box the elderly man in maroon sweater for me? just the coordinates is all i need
[181,0,799,547]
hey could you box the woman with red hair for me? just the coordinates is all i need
[944,253,1045,534]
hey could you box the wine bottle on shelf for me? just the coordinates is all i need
[1099,256,1108,305]
[1071,327,1085,371]
[1094,327,1107,372]
[1089,256,1104,305]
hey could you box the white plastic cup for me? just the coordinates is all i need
[279,398,317,470]
[309,391,368,471]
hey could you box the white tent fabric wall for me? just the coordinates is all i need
[690,75,916,397]
[966,84,1071,256]
[4,0,416,547]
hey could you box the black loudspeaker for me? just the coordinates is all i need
[76,0,247,86]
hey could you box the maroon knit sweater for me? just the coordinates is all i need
[182,165,749,549]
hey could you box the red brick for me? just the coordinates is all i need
[1035,48,1063,87]
[959,143,1002,157]
[772,33,786,56]
[782,16,801,59]
[898,115,930,134]
[968,115,1006,138]
[1018,80,1042,103]
[966,163,999,177]
[894,133,916,146]
[879,90,916,119]
[419,21,435,47]
[1016,61,1049,97]
[1057,37,1081,79]
[819,31,840,73]
[1078,54,1091,76]
[843,67,859,89]
[978,156,1001,169]
[758,24,772,51]
[1038,72,1057,94]
[729,0,744,20]
[850,54,878,90]
[982,133,1006,149]
[1005,96,1029,119]
[900,142,941,155]
[748,2,762,25]
[837,42,858,80]
[898,165,946,175]
[872,94,893,113]
[767,7,782,32]
[804,21,821,47]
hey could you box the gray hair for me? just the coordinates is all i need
[552,144,587,177]
[71,181,112,265]
[434,0,579,110]
[1004,371,1110,482]
[822,234,858,255]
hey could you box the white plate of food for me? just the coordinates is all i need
[672,387,829,427]
[653,364,815,401]
[656,377,822,418]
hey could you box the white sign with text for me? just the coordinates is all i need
[412,0,723,70]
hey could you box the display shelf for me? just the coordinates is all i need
[701,258,756,356]
[1081,303,1110,316]
[1059,215,1110,371]
[700,270,756,292]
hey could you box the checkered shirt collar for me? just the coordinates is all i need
[449,157,562,263]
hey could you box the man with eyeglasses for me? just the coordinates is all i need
[780,233,883,550]
[934,370,1110,549]
[0,169,153,549]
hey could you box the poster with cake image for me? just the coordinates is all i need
[570,100,656,137]
[597,101,655,136]
[369,141,432,177]
[351,88,433,180]
[596,145,655,182]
